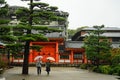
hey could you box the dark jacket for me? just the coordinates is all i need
[46,62,51,71]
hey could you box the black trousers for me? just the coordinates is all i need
[37,67,41,75]
[46,67,50,75]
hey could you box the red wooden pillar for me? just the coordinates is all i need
[83,52,87,64]
[29,43,33,63]
[70,51,74,64]
[55,42,59,63]
[29,49,33,63]
[55,53,59,63]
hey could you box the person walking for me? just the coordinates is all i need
[36,59,42,75]
[45,59,51,75]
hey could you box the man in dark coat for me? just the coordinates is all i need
[45,59,51,75]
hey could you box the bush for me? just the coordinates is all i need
[109,68,114,75]
[0,59,7,74]
[118,69,120,76]
[113,65,120,76]
[91,65,111,74]
[80,64,88,69]
[111,54,120,65]
[99,65,111,74]
[92,66,101,73]
[108,65,120,76]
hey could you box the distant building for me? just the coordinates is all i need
[72,27,120,48]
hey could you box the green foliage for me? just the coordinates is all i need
[6,43,24,54]
[0,60,7,69]
[80,64,88,69]
[92,65,110,74]
[0,0,5,3]
[67,29,76,39]
[30,2,49,8]
[14,24,30,30]
[19,34,48,42]
[118,69,120,76]
[91,66,100,72]
[15,7,29,20]
[89,65,120,76]
[32,25,48,30]
[111,54,120,65]
[109,65,120,75]
[1,35,18,42]
[0,26,10,35]
[0,57,7,74]
[50,16,65,21]
[99,65,111,74]
[0,0,8,17]
[48,28,62,32]
[30,45,42,52]
[1,0,67,75]
[48,6,58,11]
[0,19,10,24]
[83,25,112,66]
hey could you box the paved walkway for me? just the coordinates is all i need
[0,67,119,80]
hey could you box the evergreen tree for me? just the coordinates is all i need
[16,0,66,74]
[0,0,9,66]
[0,0,8,18]
[0,0,67,74]
[83,25,112,67]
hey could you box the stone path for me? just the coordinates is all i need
[0,67,119,80]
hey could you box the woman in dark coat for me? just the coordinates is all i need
[45,59,51,75]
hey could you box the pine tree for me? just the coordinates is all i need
[0,0,13,67]
[84,25,112,67]
[0,0,68,74]
[16,0,66,74]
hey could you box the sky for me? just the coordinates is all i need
[5,0,120,29]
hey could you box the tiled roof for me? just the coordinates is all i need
[82,27,120,31]
[102,33,120,37]
[65,41,84,48]
[45,32,65,38]
[81,32,120,37]
[65,41,120,49]
[31,25,66,38]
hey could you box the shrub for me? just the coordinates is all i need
[109,68,114,75]
[109,65,120,76]
[118,69,120,76]
[92,66,101,73]
[111,54,120,65]
[99,65,111,74]
[91,65,111,74]
[0,59,7,74]
[80,64,88,69]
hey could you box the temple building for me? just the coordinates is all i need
[27,27,120,64]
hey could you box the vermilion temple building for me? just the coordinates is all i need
[1,27,120,64]
[28,11,87,64]
[12,27,120,64]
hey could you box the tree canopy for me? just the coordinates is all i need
[83,25,112,66]
[0,0,68,74]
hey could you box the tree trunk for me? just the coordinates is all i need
[22,41,30,74]
[22,0,33,75]
[7,49,10,67]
